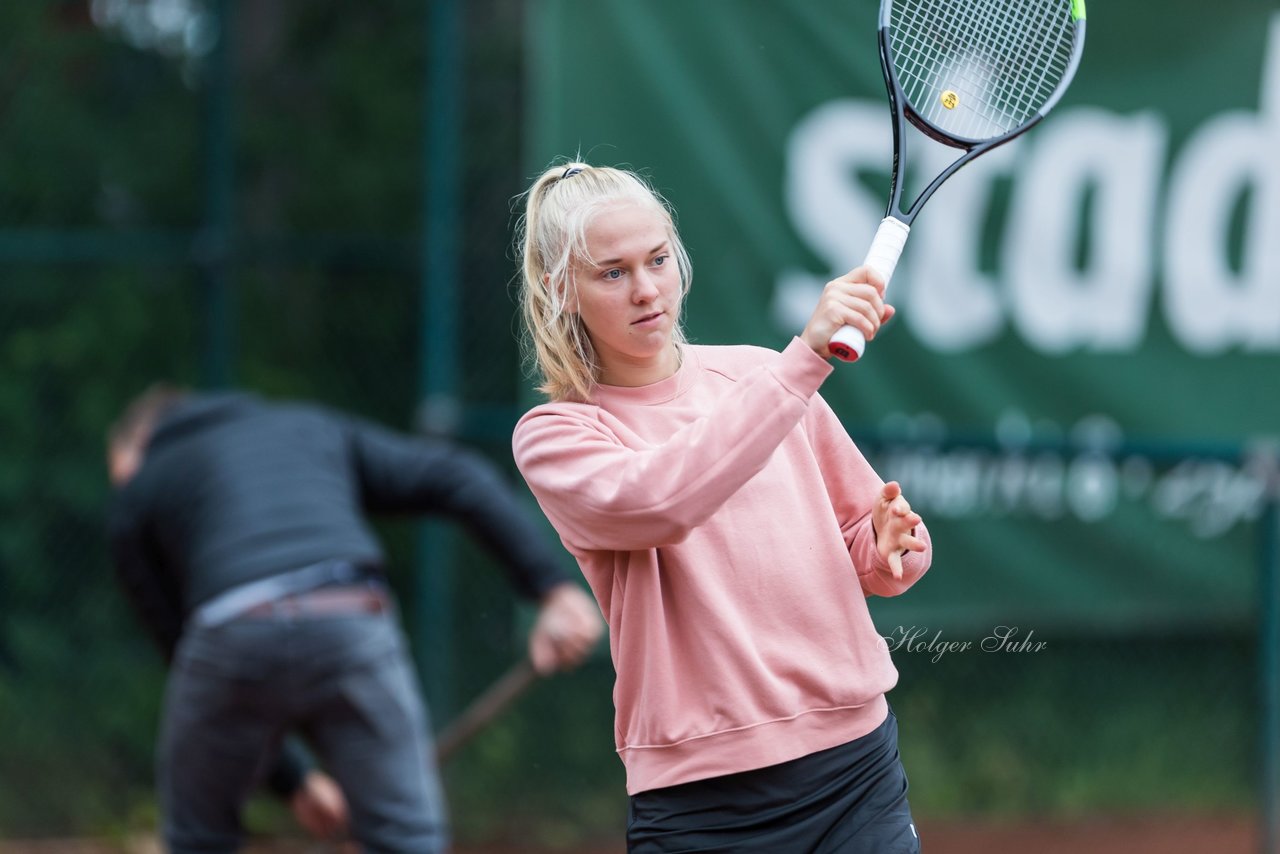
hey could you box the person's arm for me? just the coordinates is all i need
[106,492,185,662]
[342,415,605,670]
[513,338,834,554]
[341,415,572,600]
[289,770,349,840]
[264,737,349,839]
[263,736,312,799]
[805,393,932,596]
[527,582,603,674]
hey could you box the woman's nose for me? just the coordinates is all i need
[632,269,659,302]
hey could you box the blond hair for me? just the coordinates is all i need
[515,161,692,402]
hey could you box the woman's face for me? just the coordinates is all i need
[571,200,682,386]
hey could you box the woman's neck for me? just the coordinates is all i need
[598,344,682,388]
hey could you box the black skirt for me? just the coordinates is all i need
[626,708,920,853]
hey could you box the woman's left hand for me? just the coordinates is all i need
[872,481,927,580]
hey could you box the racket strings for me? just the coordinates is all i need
[986,0,1067,127]
[920,0,1068,136]
[904,0,1066,130]
[900,0,1063,137]
[889,0,1076,141]
[956,1,1059,135]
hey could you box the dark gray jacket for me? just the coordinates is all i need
[107,392,571,661]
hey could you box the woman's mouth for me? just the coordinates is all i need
[632,311,664,326]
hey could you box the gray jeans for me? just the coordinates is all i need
[159,608,447,853]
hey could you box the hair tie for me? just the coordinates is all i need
[561,166,584,179]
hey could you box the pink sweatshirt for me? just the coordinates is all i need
[513,337,932,794]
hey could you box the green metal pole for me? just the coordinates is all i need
[1262,488,1279,854]
[417,0,464,724]
[198,0,235,388]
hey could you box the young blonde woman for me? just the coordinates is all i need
[513,161,932,853]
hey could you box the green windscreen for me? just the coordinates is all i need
[527,0,1279,632]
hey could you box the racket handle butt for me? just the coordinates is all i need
[829,326,867,362]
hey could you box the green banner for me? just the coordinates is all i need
[527,0,1279,631]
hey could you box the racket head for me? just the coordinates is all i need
[881,0,1087,151]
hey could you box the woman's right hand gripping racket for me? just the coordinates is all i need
[829,0,1087,361]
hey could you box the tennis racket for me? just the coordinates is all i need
[829,0,1087,361]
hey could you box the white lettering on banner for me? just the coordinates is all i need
[873,410,1276,538]
[777,99,1016,352]
[777,14,1280,355]
[774,101,884,345]
[906,141,1015,351]
[1005,110,1166,353]
[783,99,886,275]
[1164,14,1280,353]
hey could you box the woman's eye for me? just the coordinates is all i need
[652,255,668,267]
[604,268,623,280]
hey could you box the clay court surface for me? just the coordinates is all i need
[0,814,1257,854]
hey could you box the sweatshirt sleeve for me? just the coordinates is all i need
[805,392,932,597]
[513,338,833,553]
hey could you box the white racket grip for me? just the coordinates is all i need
[829,216,911,361]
